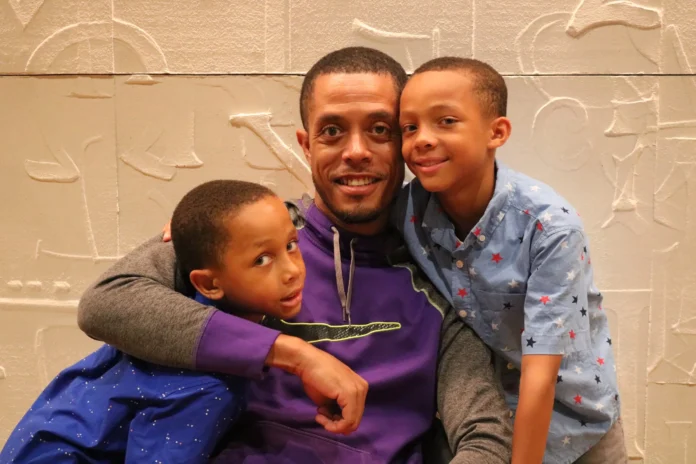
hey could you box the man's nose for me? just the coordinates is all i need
[342,131,372,163]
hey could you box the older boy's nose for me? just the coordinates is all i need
[414,130,437,151]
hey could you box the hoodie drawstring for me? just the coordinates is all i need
[331,226,356,325]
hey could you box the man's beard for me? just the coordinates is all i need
[313,176,384,225]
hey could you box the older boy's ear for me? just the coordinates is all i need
[189,269,224,300]
[488,117,511,150]
[296,129,311,163]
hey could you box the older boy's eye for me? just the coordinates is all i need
[441,117,457,125]
[255,255,272,266]
[402,124,417,133]
[287,240,299,252]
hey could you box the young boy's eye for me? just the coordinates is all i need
[287,240,299,252]
[255,255,272,266]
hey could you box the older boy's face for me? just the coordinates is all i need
[399,70,495,194]
[215,196,306,320]
[297,73,404,235]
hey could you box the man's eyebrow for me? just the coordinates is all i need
[367,110,396,122]
[315,113,343,125]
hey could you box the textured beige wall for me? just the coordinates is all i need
[1,0,695,460]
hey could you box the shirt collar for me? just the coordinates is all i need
[422,160,513,245]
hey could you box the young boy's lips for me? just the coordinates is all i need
[280,289,303,308]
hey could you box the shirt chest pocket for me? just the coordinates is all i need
[472,290,527,351]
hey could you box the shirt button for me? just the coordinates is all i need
[456,260,464,268]
[507,362,514,370]
[458,310,467,318]
[478,234,486,242]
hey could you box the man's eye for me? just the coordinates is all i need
[255,255,272,266]
[321,126,341,137]
[372,125,390,135]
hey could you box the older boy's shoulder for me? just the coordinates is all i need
[503,165,585,235]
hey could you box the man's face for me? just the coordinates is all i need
[297,73,404,235]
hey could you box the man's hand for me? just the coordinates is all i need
[162,221,172,242]
[267,335,368,435]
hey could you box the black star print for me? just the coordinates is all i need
[614,394,619,402]
[607,338,612,345]
[503,302,512,310]
[562,207,569,214]
[583,246,587,253]
[595,375,601,384]
[557,375,563,383]
[526,337,536,348]
[580,307,587,317]
[518,236,523,244]
[580,420,587,427]
[433,243,442,251]
[572,295,578,304]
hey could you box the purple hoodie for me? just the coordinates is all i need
[211,196,446,463]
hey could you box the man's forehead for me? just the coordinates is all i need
[307,72,399,119]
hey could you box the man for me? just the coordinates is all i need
[77,47,512,463]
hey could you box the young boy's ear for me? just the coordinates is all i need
[189,269,224,300]
[488,116,512,150]
[296,129,311,164]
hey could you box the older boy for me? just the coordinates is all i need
[396,57,626,463]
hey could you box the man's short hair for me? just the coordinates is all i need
[171,180,275,277]
[413,57,507,118]
[300,46,408,128]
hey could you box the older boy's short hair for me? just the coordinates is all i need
[171,180,275,277]
[300,46,408,129]
[413,57,507,118]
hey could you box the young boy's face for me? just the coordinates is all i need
[399,70,497,194]
[213,195,306,320]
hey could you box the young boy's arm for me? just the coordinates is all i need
[512,227,591,464]
[438,307,513,464]
[124,379,242,463]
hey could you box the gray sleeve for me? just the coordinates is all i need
[437,308,513,464]
[77,234,212,370]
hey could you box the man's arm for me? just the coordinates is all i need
[438,308,513,464]
[77,234,368,434]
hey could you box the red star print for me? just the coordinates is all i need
[410,215,417,223]
[474,227,481,236]
[491,253,503,263]
[537,221,543,231]
[574,394,582,404]
[588,258,591,265]
[524,209,530,215]
[569,330,576,339]
[457,288,468,297]
[455,240,462,248]
[540,295,550,305]
[597,357,605,366]
[598,304,602,310]
[581,253,585,261]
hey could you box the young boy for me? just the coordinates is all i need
[0,180,305,464]
[395,57,626,463]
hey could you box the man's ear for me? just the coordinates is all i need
[189,269,224,300]
[488,116,511,150]
[296,128,311,164]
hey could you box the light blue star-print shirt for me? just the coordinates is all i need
[394,161,621,463]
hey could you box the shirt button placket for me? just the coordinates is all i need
[453,252,473,321]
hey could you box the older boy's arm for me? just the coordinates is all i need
[438,308,513,464]
[511,355,562,464]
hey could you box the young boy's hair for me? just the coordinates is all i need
[171,179,275,277]
[413,57,507,118]
[300,46,408,129]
